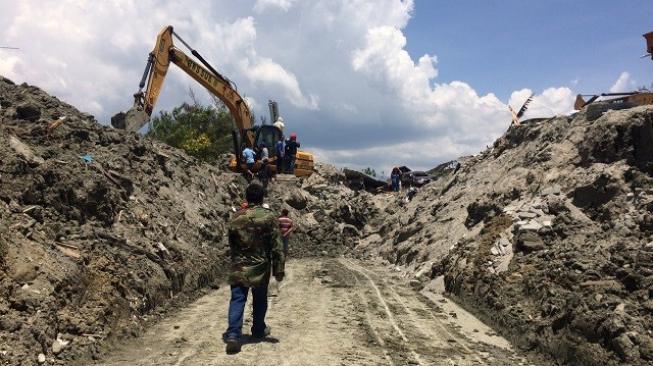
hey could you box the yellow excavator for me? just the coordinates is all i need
[112,25,314,177]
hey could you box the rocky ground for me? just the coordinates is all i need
[358,105,653,366]
[2,75,652,366]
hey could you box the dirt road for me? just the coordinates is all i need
[94,259,538,366]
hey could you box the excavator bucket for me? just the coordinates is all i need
[110,108,150,132]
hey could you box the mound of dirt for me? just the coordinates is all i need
[0,76,251,365]
[0,77,369,365]
[358,106,653,366]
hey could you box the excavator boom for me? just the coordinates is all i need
[113,26,254,146]
[113,25,313,177]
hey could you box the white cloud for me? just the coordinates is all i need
[254,0,296,12]
[508,87,575,120]
[0,0,576,173]
[609,71,636,93]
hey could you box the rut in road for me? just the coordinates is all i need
[94,259,537,366]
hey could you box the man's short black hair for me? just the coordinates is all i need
[245,183,266,205]
[281,209,289,216]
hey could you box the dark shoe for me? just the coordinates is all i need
[225,337,241,354]
[251,326,271,339]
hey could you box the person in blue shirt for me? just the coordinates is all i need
[275,139,285,175]
[242,147,255,178]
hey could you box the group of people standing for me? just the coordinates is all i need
[241,132,301,186]
[274,133,301,175]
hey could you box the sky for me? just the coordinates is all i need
[0,0,651,175]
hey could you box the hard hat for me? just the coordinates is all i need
[290,133,297,140]
[276,116,284,123]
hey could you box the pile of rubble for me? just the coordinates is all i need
[267,163,379,258]
[0,76,251,365]
[0,77,364,366]
[359,105,653,366]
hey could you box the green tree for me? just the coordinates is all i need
[362,167,376,177]
[146,99,235,162]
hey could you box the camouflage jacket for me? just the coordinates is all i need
[227,205,285,287]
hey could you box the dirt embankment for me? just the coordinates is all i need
[358,105,653,365]
[0,76,250,365]
[0,77,371,366]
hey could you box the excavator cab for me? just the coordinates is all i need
[229,124,314,177]
[254,125,283,158]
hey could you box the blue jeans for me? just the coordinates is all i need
[225,284,268,340]
[391,176,400,192]
[282,236,289,255]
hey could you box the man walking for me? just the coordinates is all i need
[278,209,294,256]
[224,183,285,354]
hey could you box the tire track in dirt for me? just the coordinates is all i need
[339,258,536,366]
[341,259,427,365]
[93,259,386,366]
[343,259,488,365]
[93,258,538,366]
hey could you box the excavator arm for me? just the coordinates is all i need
[113,25,314,177]
[112,26,256,148]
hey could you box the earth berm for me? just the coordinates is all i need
[2,75,652,366]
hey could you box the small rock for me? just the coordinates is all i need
[498,245,509,256]
[499,238,511,247]
[409,279,423,290]
[37,353,46,363]
[517,211,537,219]
[52,340,64,354]
[615,303,626,313]
[528,208,545,216]
[490,247,500,256]
[518,221,543,232]
[52,334,70,355]
[516,231,545,252]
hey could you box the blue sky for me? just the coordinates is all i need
[405,0,652,100]
[1,0,651,173]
